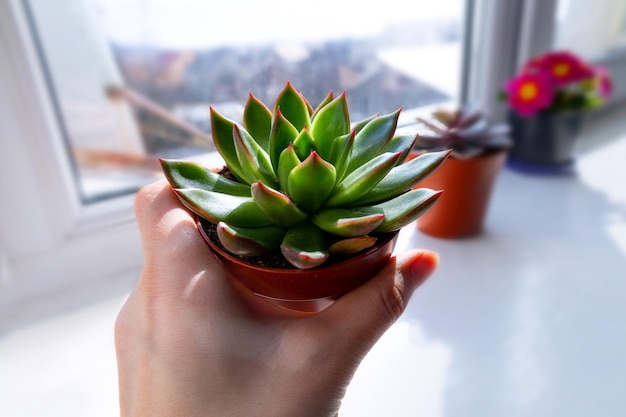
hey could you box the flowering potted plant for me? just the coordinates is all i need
[160,82,448,304]
[502,50,612,172]
[411,104,512,238]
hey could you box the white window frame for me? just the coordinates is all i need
[6,0,615,310]
[0,0,143,309]
[464,0,559,119]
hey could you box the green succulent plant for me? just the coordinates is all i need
[415,104,512,159]
[161,82,448,269]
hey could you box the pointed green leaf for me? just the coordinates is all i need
[292,128,317,160]
[328,130,355,181]
[352,113,377,134]
[269,109,300,172]
[368,188,443,232]
[329,236,377,255]
[382,134,418,165]
[302,94,315,116]
[274,81,311,131]
[210,107,247,183]
[355,150,451,205]
[326,152,401,207]
[347,109,400,173]
[311,90,334,119]
[160,159,250,197]
[327,131,349,164]
[251,181,308,227]
[310,93,350,160]
[233,125,277,187]
[243,93,272,152]
[216,222,285,256]
[280,221,329,269]
[174,188,274,227]
[312,208,384,237]
[288,152,336,213]
[277,144,301,193]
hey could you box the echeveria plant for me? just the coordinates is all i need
[161,82,448,269]
[415,104,512,159]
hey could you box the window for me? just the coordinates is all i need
[8,0,621,321]
[13,0,593,306]
[25,0,466,204]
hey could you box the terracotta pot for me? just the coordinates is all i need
[414,150,507,238]
[196,218,398,302]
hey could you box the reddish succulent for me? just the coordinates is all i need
[414,104,512,159]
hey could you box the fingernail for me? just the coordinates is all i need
[409,251,439,282]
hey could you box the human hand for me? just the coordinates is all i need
[115,179,438,417]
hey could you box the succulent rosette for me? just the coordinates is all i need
[161,82,448,269]
[415,104,512,158]
[503,50,613,116]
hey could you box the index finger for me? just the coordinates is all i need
[134,179,214,275]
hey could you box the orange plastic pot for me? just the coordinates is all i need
[197,218,398,302]
[414,150,507,238]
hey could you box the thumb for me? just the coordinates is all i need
[322,249,439,356]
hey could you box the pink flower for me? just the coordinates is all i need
[522,55,546,73]
[503,50,612,113]
[595,66,613,99]
[505,72,554,117]
[540,51,594,86]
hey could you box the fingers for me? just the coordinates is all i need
[135,179,208,264]
[134,179,226,299]
[320,249,439,358]
[135,179,196,246]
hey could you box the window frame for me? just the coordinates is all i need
[463,0,560,119]
[0,0,143,309]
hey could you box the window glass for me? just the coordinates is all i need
[555,0,626,58]
[25,0,465,203]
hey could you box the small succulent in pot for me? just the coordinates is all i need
[414,104,512,158]
[161,82,448,270]
[411,104,512,238]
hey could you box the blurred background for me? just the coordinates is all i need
[1,0,625,416]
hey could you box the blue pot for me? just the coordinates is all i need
[507,110,584,174]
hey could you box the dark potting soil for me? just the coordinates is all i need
[199,218,395,270]
[200,217,296,269]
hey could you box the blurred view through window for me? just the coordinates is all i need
[25,0,465,203]
[555,0,626,58]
